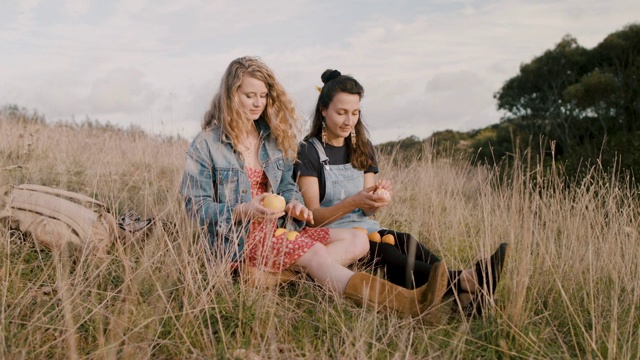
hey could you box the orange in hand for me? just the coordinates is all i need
[374,188,391,201]
[263,194,286,211]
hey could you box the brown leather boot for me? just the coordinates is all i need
[343,261,448,322]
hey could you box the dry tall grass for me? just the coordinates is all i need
[1,110,639,359]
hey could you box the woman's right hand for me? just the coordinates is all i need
[235,193,285,222]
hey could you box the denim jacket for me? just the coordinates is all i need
[179,118,304,259]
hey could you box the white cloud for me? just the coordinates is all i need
[1,0,639,144]
[16,0,39,30]
[86,68,157,114]
[62,0,89,16]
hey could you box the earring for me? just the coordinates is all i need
[321,121,327,145]
[351,129,356,146]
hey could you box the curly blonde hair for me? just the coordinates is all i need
[202,56,301,159]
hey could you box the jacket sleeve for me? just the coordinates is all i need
[275,157,307,230]
[277,158,305,205]
[179,145,236,239]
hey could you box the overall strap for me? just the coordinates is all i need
[308,137,330,169]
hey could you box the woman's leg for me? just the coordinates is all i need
[290,243,355,293]
[323,228,370,267]
[369,230,473,291]
[291,243,449,321]
[366,230,442,288]
[380,230,441,264]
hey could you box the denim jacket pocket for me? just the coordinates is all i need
[215,167,240,204]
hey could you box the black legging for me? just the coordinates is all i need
[363,229,462,291]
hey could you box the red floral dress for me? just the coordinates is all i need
[243,167,330,272]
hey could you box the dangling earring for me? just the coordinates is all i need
[321,121,327,145]
[351,129,356,146]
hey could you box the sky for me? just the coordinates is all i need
[2,0,639,144]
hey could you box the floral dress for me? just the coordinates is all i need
[243,167,330,272]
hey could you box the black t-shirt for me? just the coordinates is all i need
[294,136,378,202]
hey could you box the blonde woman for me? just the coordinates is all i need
[179,56,449,321]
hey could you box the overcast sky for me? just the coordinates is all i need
[2,1,638,144]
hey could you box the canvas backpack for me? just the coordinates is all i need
[0,184,120,254]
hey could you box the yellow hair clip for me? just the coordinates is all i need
[315,85,322,93]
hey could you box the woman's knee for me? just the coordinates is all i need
[294,243,333,271]
[331,228,368,247]
[348,229,370,258]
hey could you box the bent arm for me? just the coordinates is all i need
[360,172,379,216]
[180,150,237,237]
[297,175,356,227]
[298,173,377,227]
[277,158,305,204]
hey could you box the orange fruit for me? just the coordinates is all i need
[381,234,395,245]
[286,231,299,240]
[274,228,287,237]
[374,188,391,201]
[353,226,368,234]
[368,232,381,242]
[263,194,286,211]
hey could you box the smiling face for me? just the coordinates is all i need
[237,75,268,120]
[321,92,361,146]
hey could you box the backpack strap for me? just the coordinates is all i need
[9,186,99,241]
[16,184,106,210]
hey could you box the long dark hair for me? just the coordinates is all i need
[306,69,373,170]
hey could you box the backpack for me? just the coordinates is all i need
[0,184,119,255]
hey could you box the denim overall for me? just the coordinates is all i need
[309,137,381,233]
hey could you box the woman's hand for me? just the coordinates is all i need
[373,179,393,203]
[348,185,383,214]
[356,179,393,215]
[235,193,285,222]
[286,200,314,224]
[375,179,393,194]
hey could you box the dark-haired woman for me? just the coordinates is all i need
[295,69,509,315]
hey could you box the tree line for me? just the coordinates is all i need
[380,23,640,184]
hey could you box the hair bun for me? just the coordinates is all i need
[322,69,341,84]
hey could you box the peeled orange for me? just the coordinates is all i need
[374,188,391,201]
[286,231,299,240]
[274,228,287,237]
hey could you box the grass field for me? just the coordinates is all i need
[1,108,639,359]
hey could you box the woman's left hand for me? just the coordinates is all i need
[286,200,315,224]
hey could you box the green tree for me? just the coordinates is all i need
[494,34,590,148]
[590,23,640,134]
